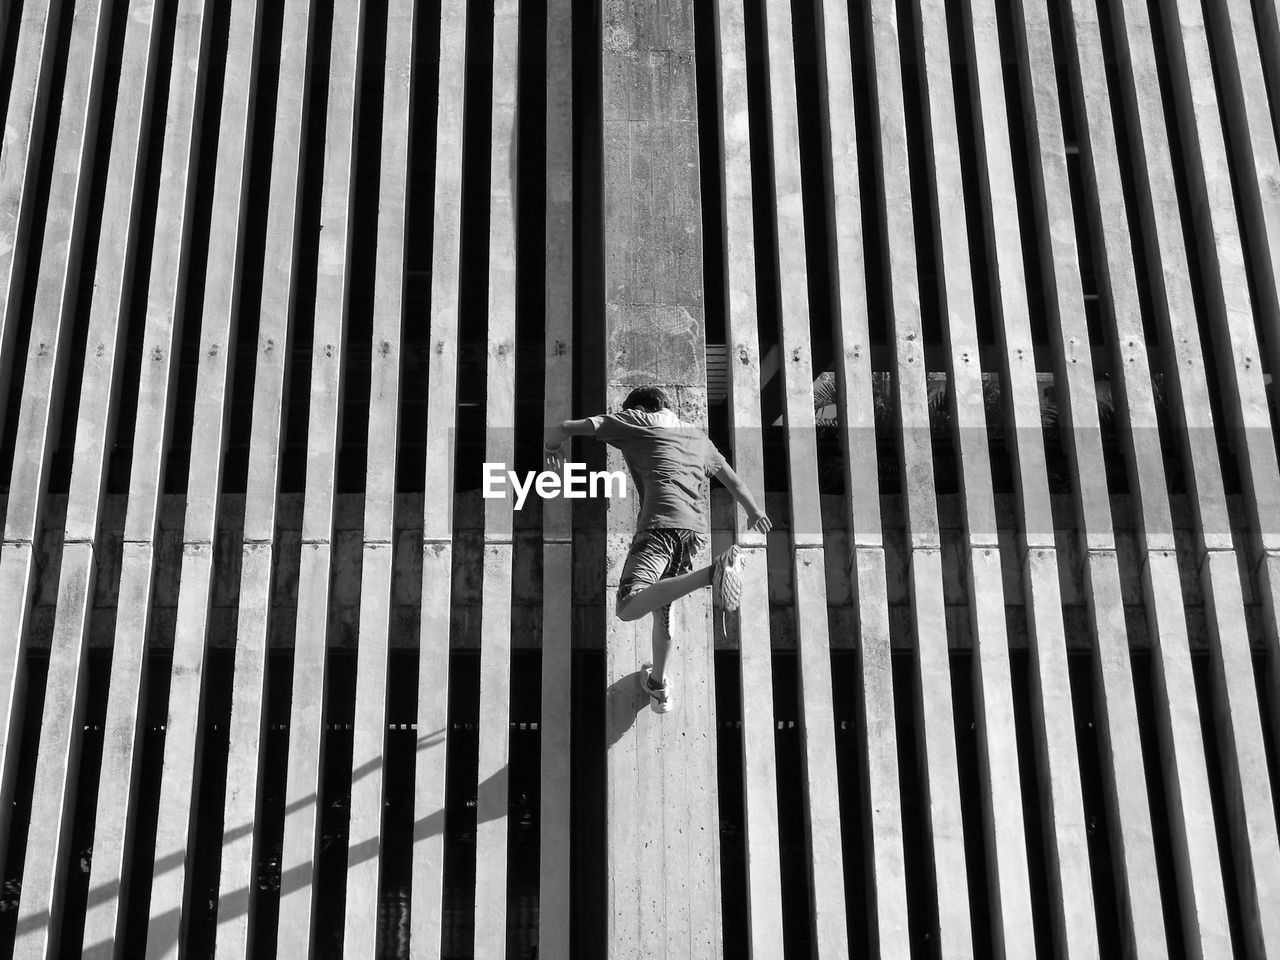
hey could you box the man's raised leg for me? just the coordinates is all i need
[616,565,712,622]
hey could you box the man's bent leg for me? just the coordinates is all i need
[616,564,713,622]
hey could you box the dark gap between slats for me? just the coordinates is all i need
[107,0,181,496]
[843,0,886,356]
[1007,648,1057,956]
[1189,650,1249,956]
[280,0,336,494]
[890,649,935,959]
[0,0,73,492]
[790,0,837,470]
[336,0,386,497]
[1071,0,1187,498]
[440,651,480,958]
[505,650,541,959]
[947,650,995,956]
[397,0,442,494]
[572,0,606,494]
[56,650,113,960]
[0,656,49,953]
[572,0,608,657]
[250,650,296,959]
[769,653,814,960]
[831,650,871,956]
[453,0,494,497]
[509,0,548,946]
[1066,651,1125,960]
[791,0,848,502]
[712,652,748,957]
[895,0,960,500]
[314,650,358,958]
[46,0,132,497]
[120,653,172,957]
[693,0,731,463]
[569,650,607,957]
[846,0,901,498]
[162,0,234,495]
[377,649,418,958]
[515,0,547,485]
[182,649,235,959]
[1130,646,1191,959]
[742,0,789,500]
[694,0,726,355]
[223,0,287,495]
[1136,0,1243,499]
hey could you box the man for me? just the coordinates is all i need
[544,385,771,712]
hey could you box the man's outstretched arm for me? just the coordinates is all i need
[543,417,598,469]
[714,462,772,533]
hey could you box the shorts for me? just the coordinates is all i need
[616,528,708,625]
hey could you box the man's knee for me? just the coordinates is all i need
[616,591,642,622]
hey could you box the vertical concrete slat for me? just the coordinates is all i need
[342,0,414,953]
[0,0,63,438]
[215,0,315,954]
[0,0,114,880]
[12,0,162,952]
[473,0,519,953]
[1004,0,1170,953]
[1059,2,1233,955]
[538,0,573,949]
[865,3,977,954]
[602,0,722,954]
[956,1,1099,952]
[274,0,365,952]
[812,0,911,947]
[144,0,264,954]
[755,0,850,951]
[709,0,786,954]
[80,0,218,953]
[1102,1,1280,955]
[411,0,467,951]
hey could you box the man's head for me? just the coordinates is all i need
[621,385,671,413]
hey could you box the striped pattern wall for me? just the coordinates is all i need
[0,0,1277,957]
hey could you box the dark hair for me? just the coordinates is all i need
[621,385,671,413]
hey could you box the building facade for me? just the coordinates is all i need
[0,0,1278,956]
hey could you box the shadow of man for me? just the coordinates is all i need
[605,670,649,749]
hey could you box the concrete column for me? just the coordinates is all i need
[601,0,722,956]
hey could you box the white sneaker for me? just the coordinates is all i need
[640,663,674,714]
[711,545,745,612]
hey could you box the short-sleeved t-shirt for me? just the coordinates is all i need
[589,408,726,533]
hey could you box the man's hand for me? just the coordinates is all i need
[543,423,569,470]
[747,510,772,534]
[544,438,567,471]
